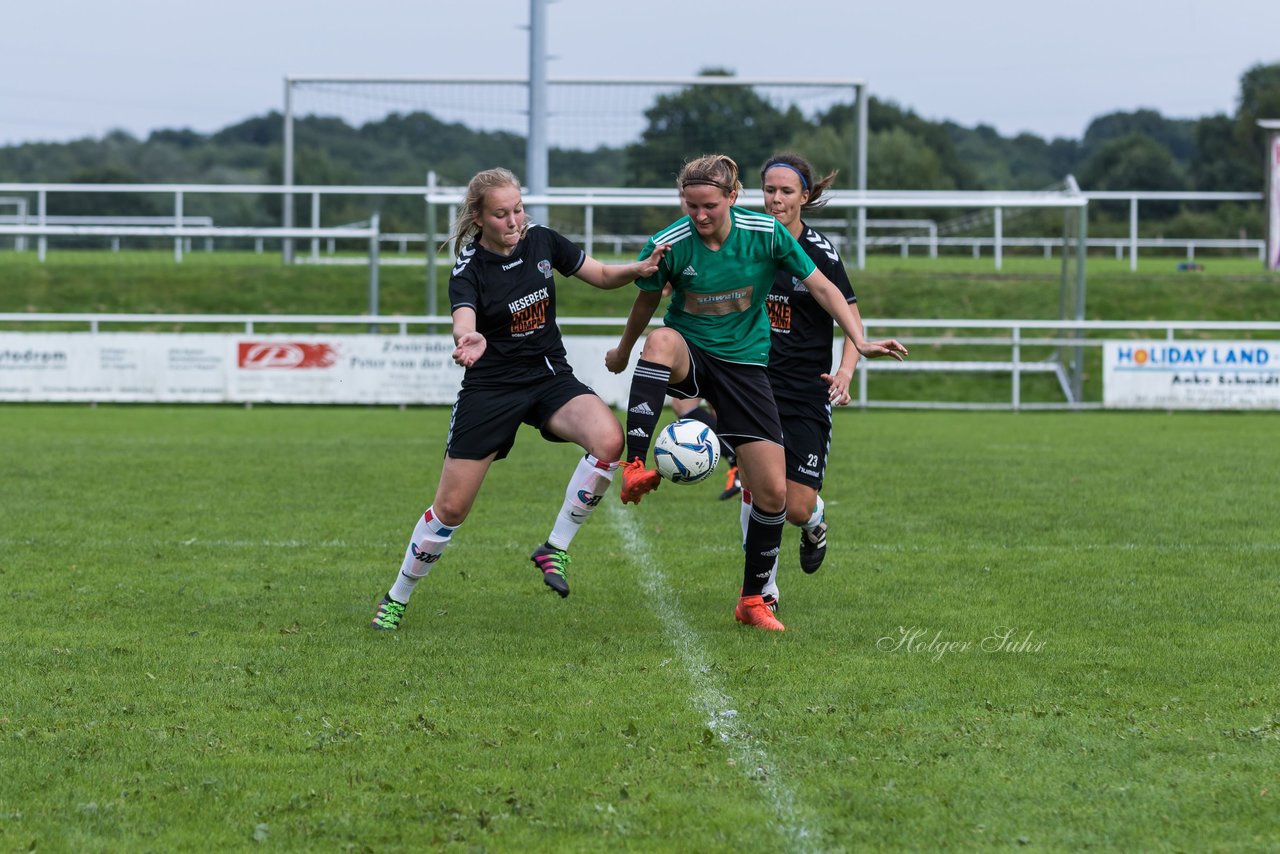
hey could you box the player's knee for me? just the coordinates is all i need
[640,327,682,363]
[786,505,811,527]
[751,485,786,515]
[592,424,624,462]
[429,500,468,528]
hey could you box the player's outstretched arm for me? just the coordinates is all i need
[575,243,671,290]
[605,288,663,373]
[450,307,487,367]
[822,334,860,405]
[802,270,908,362]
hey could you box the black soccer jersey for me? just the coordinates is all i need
[448,224,586,382]
[765,223,858,403]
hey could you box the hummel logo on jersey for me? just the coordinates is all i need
[452,244,476,276]
[682,265,697,277]
[628,427,649,437]
[806,230,839,262]
[629,401,655,415]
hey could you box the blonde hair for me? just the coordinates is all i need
[760,152,839,211]
[443,167,526,255]
[677,154,742,196]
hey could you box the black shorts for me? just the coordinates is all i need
[446,371,595,461]
[776,396,833,490]
[667,342,782,451]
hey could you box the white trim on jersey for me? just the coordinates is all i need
[734,211,777,232]
[654,221,694,245]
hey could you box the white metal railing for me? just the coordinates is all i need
[1083,190,1264,271]
[0,217,386,318]
[357,231,1262,263]
[0,196,30,251]
[0,311,445,335]
[3,313,1276,410]
[856,317,1280,410]
[0,223,380,266]
[875,235,1266,261]
[0,182,1265,271]
[0,181,412,265]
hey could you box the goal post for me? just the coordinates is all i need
[282,74,868,262]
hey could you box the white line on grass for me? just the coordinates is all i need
[608,505,821,852]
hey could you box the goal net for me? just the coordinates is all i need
[284,75,864,240]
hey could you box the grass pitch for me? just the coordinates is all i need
[2,405,1277,851]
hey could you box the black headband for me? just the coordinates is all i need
[681,178,734,192]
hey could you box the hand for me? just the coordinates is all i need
[857,338,908,362]
[452,331,486,367]
[604,346,629,374]
[635,243,670,278]
[821,370,853,406]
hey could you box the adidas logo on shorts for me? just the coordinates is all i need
[628,427,649,437]
[629,401,655,415]
[682,265,697,277]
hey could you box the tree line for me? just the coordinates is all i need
[1,63,1276,239]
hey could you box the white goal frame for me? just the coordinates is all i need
[282,74,868,261]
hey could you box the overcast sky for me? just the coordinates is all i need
[2,0,1276,148]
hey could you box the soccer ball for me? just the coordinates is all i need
[654,418,721,484]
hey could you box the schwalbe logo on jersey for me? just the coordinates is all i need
[537,259,553,279]
[238,342,338,370]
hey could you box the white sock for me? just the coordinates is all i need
[547,454,617,550]
[801,494,825,531]
[388,506,457,603]
[739,490,752,543]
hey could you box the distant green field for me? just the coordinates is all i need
[0,249,1274,321]
[2,406,1277,851]
[3,249,1274,408]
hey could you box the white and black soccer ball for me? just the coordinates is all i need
[654,418,721,484]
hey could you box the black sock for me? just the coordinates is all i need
[625,359,670,464]
[679,405,735,465]
[681,405,717,431]
[742,504,786,596]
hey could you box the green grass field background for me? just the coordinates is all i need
[1,251,1277,849]
[2,406,1277,851]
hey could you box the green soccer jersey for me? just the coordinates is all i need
[637,206,817,365]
